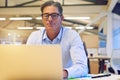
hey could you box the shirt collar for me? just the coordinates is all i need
[42,27,63,41]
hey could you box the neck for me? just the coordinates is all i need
[46,29,60,41]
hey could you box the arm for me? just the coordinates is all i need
[65,31,88,78]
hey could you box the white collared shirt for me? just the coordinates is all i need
[26,27,88,78]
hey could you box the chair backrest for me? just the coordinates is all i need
[83,42,91,74]
[108,49,120,74]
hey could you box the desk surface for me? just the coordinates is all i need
[69,74,120,80]
[89,75,120,80]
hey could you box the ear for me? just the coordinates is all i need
[42,19,43,23]
[61,15,64,21]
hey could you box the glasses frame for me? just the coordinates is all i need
[41,13,61,20]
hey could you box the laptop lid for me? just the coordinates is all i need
[0,44,63,80]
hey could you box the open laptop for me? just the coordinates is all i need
[0,44,63,80]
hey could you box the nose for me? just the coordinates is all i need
[48,15,53,21]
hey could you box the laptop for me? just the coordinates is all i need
[0,44,63,80]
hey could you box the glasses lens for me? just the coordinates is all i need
[42,13,60,19]
[51,13,59,19]
[42,14,49,19]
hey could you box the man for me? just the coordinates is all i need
[27,1,88,79]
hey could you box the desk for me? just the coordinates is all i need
[90,75,120,80]
[68,74,120,80]
[85,74,120,80]
[88,55,111,73]
[93,75,120,80]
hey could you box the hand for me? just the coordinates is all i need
[63,69,68,79]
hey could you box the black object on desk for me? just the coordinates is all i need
[98,57,110,73]
[92,73,111,78]
[108,66,120,74]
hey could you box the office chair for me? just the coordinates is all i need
[108,50,120,74]
[83,42,91,74]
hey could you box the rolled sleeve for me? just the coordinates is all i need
[66,31,88,78]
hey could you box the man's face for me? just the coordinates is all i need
[42,6,64,32]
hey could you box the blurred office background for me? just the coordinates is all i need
[0,0,120,74]
[0,0,108,44]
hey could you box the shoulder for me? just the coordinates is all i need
[63,27,79,37]
[61,27,83,46]
[26,29,45,44]
[62,27,82,43]
[28,29,45,40]
[30,29,45,36]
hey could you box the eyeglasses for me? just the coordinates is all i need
[41,13,61,19]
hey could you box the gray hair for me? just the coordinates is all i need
[41,1,63,15]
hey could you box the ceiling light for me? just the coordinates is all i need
[0,18,6,20]
[75,26,85,29]
[8,33,11,36]
[17,27,33,29]
[64,26,72,29]
[65,17,90,20]
[75,26,93,29]
[36,27,45,29]
[9,17,32,20]
[86,26,94,29]
[36,17,42,20]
